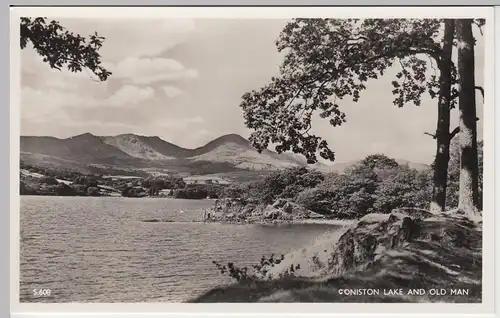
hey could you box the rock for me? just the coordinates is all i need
[308,211,325,219]
[262,210,482,289]
[192,210,482,303]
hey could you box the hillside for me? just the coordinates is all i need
[20,133,135,164]
[20,133,304,173]
[188,134,303,170]
[101,134,178,160]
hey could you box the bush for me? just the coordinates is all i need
[71,184,87,196]
[20,181,37,195]
[55,183,77,196]
[295,187,334,215]
[86,186,101,196]
[294,155,433,219]
[372,166,432,213]
[212,253,300,284]
[121,187,147,198]
[40,176,59,185]
[173,184,225,199]
[219,166,324,204]
[315,166,378,218]
[73,176,98,187]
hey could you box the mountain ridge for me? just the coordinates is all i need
[20,133,429,174]
[20,132,306,172]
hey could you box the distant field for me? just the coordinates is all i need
[201,170,272,183]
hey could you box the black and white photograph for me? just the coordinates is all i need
[13,7,493,308]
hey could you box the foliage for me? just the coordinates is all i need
[40,176,59,185]
[223,167,325,204]
[73,176,98,187]
[20,17,111,81]
[316,165,379,218]
[360,154,399,170]
[220,154,434,219]
[55,183,78,196]
[212,253,300,284]
[86,186,101,196]
[173,184,225,200]
[372,165,432,213]
[141,175,187,195]
[121,187,147,198]
[240,18,444,163]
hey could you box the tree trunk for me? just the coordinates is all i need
[429,19,454,214]
[456,19,480,216]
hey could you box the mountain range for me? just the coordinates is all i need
[20,133,307,174]
[20,133,429,176]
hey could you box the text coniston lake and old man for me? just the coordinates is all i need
[338,288,471,296]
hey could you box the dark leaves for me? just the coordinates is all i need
[20,17,111,81]
[240,18,443,163]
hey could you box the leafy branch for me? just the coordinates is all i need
[20,17,111,81]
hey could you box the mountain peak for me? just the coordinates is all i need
[68,132,98,140]
[210,133,250,146]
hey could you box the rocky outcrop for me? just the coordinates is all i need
[205,198,325,223]
[192,210,482,303]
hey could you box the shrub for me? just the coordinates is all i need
[20,181,37,195]
[55,183,77,196]
[372,166,432,213]
[71,184,87,196]
[219,166,324,204]
[173,184,225,199]
[295,187,334,215]
[40,176,59,185]
[212,253,300,284]
[86,186,101,196]
[121,187,146,198]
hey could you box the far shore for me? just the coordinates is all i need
[141,218,356,226]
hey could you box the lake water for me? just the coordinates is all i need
[20,196,342,303]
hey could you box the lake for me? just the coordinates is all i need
[20,196,343,303]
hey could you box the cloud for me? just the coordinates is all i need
[52,18,196,61]
[162,85,184,98]
[21,18,198,92]
[105,85,156,106]
[156,116,204,130]
[105,57,199,84]
[21,84,156,125]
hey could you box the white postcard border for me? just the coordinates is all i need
[9,5,497,317]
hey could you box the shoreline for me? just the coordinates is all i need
[200,218,357,226]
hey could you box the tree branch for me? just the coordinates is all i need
[449,86,484,102]
[449,117,480,141]
[424,132,437,139]
[449,126,460,141]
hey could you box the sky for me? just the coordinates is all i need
[20,18,485,164]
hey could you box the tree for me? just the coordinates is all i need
[447,137,483,210]
[240,18,483,213]
[20,17,111,81]
[240,19,457,213]
[360,154,399,170]
[428,20,455,213]
[455,19,480,215]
